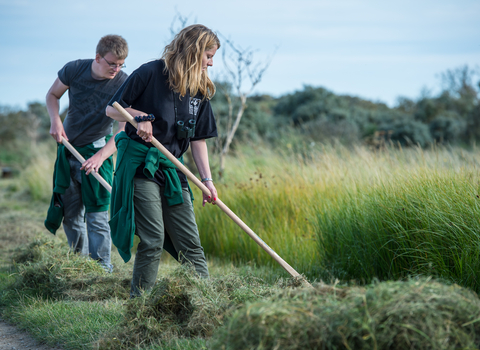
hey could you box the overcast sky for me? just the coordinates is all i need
[0,0,479,110]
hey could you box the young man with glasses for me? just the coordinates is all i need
[45,35,129,273]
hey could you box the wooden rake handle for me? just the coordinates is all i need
[60,137,112,193]
[112,102,312,287]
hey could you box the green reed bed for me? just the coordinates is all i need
[315,145,480,291]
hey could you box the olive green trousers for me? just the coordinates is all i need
[131,178,209,296]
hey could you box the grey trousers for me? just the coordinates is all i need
[131,178,209,296]
[61,157,113,272]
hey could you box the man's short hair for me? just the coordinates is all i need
[96,35,128,60]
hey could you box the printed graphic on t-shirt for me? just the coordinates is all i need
[189,98,201,116]
[93,136,106,148]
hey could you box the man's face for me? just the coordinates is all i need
[96,52,125,79]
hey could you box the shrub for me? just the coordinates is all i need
[300,115,360,145]
[429,114,466,144]
[379,117,432,146]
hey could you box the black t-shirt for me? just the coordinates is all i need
[59,59,128,147]
[109,59,217,186]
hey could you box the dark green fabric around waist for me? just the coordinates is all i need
[109,131,193,263]
[44,139,113,234]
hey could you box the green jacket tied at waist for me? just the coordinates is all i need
[44,140,113,235]
[109,131,193,263]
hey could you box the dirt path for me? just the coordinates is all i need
[0,318,63,350]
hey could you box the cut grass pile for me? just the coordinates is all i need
[8,238,480,350]
[1,236,280,349]
[0,237,130,349]
[98,266,276,349]
[210,278,480,350]
[6,244,480,350]
[3,238,131,301]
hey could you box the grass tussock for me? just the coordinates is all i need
[3,238,130,302]
[98,265,277,349]
[210,278,480,350]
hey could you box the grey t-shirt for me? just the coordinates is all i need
[58,59,128,147]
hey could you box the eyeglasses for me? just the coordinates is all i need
[102,57,126,69]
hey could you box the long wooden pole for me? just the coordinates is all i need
[60,137,112,193]
[112,102,312,287]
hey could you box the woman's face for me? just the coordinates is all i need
[202,45,218,71]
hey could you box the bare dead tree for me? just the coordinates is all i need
[168,12,190,38]
[214,38,273,179]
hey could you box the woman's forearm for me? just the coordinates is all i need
[106,106,147,122]
[191,140,212,179]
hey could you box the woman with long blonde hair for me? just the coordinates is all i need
[106,24,219,297]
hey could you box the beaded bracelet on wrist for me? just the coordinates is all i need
[134,114,155,123]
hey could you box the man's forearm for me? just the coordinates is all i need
[46,94,62,124]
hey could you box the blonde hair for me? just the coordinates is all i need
[96,35,129,59]
[162,24,220,100]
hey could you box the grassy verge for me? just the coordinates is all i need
[0,237,282,349]
[6,299,124,349]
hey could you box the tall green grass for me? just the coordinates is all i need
[20,142,56,202]
[194,143,480,290]
[314,144,480,290]
[194,145,323,280]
